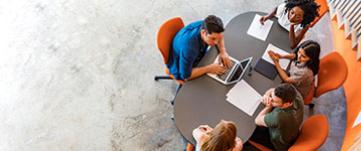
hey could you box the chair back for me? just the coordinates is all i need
[157,17,185,64]
[303,82,315,105]
[316,52,348,97]
[289,115,329,151]
[186,143,195,151]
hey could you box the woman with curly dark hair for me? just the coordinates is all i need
[260,0,320,49]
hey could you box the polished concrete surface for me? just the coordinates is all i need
[0,0,345,150]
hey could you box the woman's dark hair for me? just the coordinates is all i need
[201,15,224,34]
[293,40,321,75]
[284,0,320,27]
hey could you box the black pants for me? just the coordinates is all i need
[243,126,276,151]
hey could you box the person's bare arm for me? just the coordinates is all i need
[269,52,296,83]
[289,24,309,49]
[217,38,232,68]
[280,53,296,60]
[255,106,273,127]
[188,63,226,80]
[269,51,295,60]
[260,7,277,25]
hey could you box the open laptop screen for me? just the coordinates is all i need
[230,64,243,81]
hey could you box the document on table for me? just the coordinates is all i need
[262,44,291,70]
[247,14,273,41]
[226,80,261,116]
[353,110,361,128]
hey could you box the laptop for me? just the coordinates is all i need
[207,55,253,85]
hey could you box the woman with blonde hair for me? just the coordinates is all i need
[192,120,243,151]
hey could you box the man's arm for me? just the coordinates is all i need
[217,37,232,68]
[255,88,275,127]
[188,64,226,80]
[255,106,273,127]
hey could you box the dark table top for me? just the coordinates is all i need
[174,11,292,145]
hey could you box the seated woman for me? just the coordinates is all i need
[192,120,243,151]
[268,40,320,99]
[260,0,320,49]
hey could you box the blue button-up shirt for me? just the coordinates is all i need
[167,21,208,80]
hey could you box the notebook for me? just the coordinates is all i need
[254,58,278,80]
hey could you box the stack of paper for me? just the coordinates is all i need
[247,14,274,41]
[262,44,291,70]
[226,80,262,116]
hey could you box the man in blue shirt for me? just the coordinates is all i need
[167,15,232,81]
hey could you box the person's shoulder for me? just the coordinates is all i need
[187,20,203,28]
[180,20,203,34]
[232,138,243,151]
[277,3,287,12]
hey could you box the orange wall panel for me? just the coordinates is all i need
[331,19,361,151]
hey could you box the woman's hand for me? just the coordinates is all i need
[259,16,269,25]
[268,51,280,63]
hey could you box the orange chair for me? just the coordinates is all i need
[303,52,348,107]
[154,17,185,104]
[186,143,195,151]
[310,0,329,27]
[249,114,329,151]
[315,51,348,97]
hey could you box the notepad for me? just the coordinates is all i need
[254,58,278,80]
[226,80,262,116]
[262,44,291,70]
[247,14,273,41]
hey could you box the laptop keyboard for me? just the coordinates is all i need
[218,67,232,81]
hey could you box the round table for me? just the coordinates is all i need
[174,11,292,145]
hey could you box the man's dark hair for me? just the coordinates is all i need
[274,83,297,104]
[284,0,320,27]
[201,15,225,34]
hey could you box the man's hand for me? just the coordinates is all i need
[260,16,269,25]
[207,63,227,75]
[219,52,232,69]
[261,94,272,107]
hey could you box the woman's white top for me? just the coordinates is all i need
[275,3,303,32]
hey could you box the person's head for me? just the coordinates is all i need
[294,40,321,75]
[284,0,320,27]
[201,120,237,151]
[201,15,225,46]
[271,84,297,108]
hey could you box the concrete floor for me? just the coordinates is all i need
[0,0,345,151]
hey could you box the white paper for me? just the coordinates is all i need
[352,110,361,128]
[226,80,262,116]
[247,14,273,41]
[262,44,291,70]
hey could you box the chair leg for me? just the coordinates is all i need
[154,75,172,81]
[308,103,315,108]
[171,84,183,105]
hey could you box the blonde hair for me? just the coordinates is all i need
[201,120,237,151]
